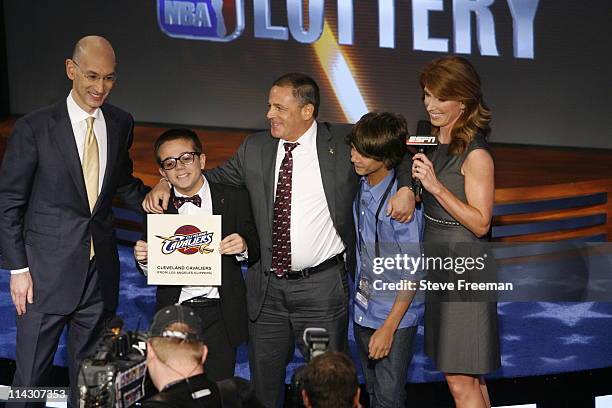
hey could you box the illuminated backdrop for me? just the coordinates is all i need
[4,0,612,148]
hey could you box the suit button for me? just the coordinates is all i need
[268,247,272,252]
[83,240,89,247]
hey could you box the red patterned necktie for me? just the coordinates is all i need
[173,194,202,209]
[271,142,299,277]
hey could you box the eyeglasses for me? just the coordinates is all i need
[160,152,200,170]
[72,60,117,84]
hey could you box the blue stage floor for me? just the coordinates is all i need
[1,244,612,383]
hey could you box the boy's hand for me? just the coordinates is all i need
[368,325,395,360]
[134,240,148,264]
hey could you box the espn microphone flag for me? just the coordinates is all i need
[407,120,436,147]
[407,120,436,197]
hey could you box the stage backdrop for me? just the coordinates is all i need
[3,0,612,148]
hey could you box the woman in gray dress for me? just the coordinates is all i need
[412,56,501,408]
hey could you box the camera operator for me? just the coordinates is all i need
[299,352,361,408]
[140,304,262,408]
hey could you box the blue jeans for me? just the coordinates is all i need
[354,323,417,408]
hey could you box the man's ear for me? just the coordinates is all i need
[200,344,208,365]
[301,103,315,121]
[65,59,76,80]
[301,389,311,408]
[147,341,157,361]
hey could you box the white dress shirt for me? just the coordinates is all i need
[174,177,220,302]
[11,92,108,275]
[66,90,108,192]
[274,120,345,270]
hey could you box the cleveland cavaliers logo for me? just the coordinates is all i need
[157,225,214,255]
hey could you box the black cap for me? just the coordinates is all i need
[149,304,204,342]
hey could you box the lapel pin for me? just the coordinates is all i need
[329,147,335,155]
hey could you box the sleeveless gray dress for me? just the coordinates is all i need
[422,135,501,374]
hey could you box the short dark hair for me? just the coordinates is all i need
[272,72,320,117]
[347,112,408,169]
[300,352,359,408]
[154,128,203,164]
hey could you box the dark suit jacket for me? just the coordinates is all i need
[203,122,412,321]
[149,181,259,347]
[0,100,149,314]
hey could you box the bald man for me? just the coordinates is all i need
[0,36,149,407]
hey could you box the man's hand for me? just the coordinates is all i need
[219,233,247,255]
[368,325,395,360]
[10,272,33,315]
[134,240,148,264]
[142,179,171,213]
[387,186,415,223]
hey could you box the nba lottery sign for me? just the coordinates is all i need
[147,214,222,286]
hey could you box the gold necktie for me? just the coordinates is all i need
[83,116,99,258]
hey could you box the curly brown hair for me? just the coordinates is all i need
[419,56,491,155]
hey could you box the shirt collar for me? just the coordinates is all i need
[286,120,317,151]
[174,175,207,198]
[66,90,101,124]
[360,169,396,204]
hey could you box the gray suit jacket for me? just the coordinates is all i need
[204,122,411,320]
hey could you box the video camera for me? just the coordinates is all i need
[289,328,330,408]
[78,317,148,408]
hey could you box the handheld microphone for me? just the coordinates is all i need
[406,120,437,197]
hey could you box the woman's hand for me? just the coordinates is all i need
[412,153,442,195]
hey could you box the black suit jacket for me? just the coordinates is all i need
[203,122,412,321]
[0,100,149,314]
[148,181,259,347]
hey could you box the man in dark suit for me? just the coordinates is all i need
[0,36,149,407]
[143,73,415,406]
[134,128,259,381]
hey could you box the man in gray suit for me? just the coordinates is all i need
[143,73,415,406]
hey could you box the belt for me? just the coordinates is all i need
[424,212,461,226]
[181,296,221,307]
[275,254,344,280]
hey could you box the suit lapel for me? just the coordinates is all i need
[94,105,121,214]
[316,122,337,224]
[262,135,279,231]
[166,191,179,214]
[51,101,89,209]
[209,181,223,215]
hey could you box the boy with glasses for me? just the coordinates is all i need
[134,128,259,381]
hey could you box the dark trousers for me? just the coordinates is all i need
[187,302,237,381]
[354,324,417,408]
[9,259,106,408]
[248,263,349,408]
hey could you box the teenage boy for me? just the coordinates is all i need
[134,128,259,381]
[348,112,423,408]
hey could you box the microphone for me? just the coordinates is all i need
[406,120,437,197]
